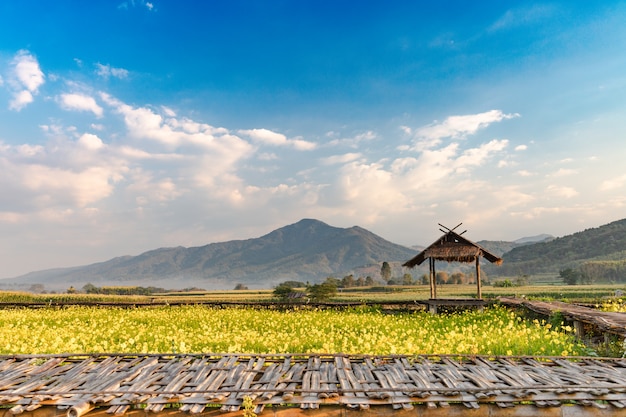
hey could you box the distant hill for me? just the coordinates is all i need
[514,234,553,245]
[486,218,626,278]
[478,234,554,258]
[5,219,417,290]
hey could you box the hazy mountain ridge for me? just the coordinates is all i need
[477,234,554,258]
[5,218,625,290]
[7,219,417,289]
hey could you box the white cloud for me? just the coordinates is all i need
[59,93,104,117]
[327,131,376,148]
[96,63,129,79]
[515,144,527,151]
[240,128,286,145]
[291,138,317,151]
[0,146,126,210]
[489,5,556,32]
[412,110,519,150]
[78,133,104,150]
[550,168,577,177]
[454,139,508,172]
[239,128,317,150]
[601,174,626,191]
[161,106,176,117]
[9,90,34,111]
[321,153,362,165]
[118,0,156,12]
[547,185,579,199]
[12,50,45,91]
[7,51,44,111]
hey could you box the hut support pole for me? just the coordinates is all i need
[429,258,436,299]
[476,257,482,300]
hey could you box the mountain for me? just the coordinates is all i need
[477,234,554,258]
[486,218,626,278]
[514,234,554,245]
[5,219,417,290]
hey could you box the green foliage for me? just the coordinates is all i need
[435,271,449,284]
[340,274,355,288]
[273,283,295,300]
[494,218,626,278]
[81,284,168,295]
[402,273,414,285]
[307,279,337,301]
[560,268,580,285]
[493,279,514,288]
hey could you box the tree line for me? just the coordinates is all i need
[560,260,626,285]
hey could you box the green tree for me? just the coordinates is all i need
[341,274,355,288]
[381,261,392,283]
[273,283,295,300]
[560,268,580,285]
[402,273,414,285]
[234,283,249,290]
[82,283,99,294]
[307,280,337,301]
[450,272,465,285]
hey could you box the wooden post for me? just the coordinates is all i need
[573,320,585,340]
[430,257,437,299]
[475,257,482,300]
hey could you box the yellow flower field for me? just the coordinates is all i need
[0,305,586,356]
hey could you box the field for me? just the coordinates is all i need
[0,305,587,356]
[2,284,622,357]
[1,283,623,304]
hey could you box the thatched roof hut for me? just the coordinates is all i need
[403,224,502,299]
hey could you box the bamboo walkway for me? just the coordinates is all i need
[2,353,626,416]
[500,297,626,338]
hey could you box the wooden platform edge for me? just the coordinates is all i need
[10,404,626,417]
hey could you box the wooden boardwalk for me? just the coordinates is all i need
[2,353,626,416]
[500,297,626,338]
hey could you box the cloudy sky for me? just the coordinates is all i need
[1,1,626,278]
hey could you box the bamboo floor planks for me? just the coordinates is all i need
[1,354,626,416]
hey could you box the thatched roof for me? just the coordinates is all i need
[403,229,503,268]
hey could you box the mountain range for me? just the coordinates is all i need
[3,217,624,291]
[3,219,417,291]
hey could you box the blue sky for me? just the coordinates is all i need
[1,1,626,278]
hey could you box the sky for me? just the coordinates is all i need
[1,1,626,279]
